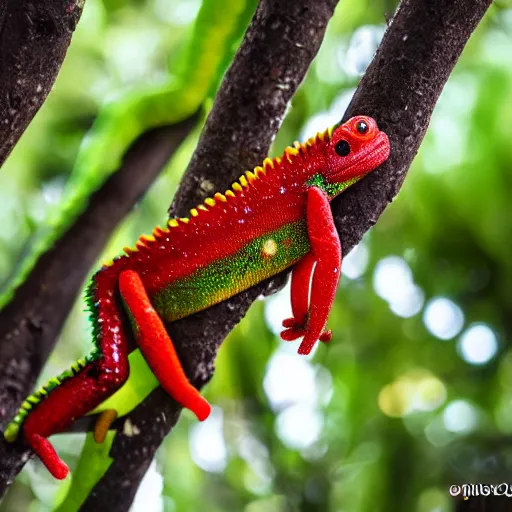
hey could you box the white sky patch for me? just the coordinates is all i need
[154,0,201,25]
[457,323,498,365]
[442,400,478,434]
[189,407,227,473]
[329,89,356,119]
[275,404,323,451]
[343,25,385,77]
[263,352,318,411]
[373,256,424,318]
[300,113,340,141]
[299,89,356,142]
[423,75,476,174]
[263,282,292,336]
[423,297,464,340]
[237,434,274,494]
[343,242,369,280]
[107,28,160,83]
[132,460,164,512]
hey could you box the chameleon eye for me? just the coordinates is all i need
[356,120,369,135]
[335,140,350,157]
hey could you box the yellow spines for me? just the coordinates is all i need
[245,170,256,183]
[254,165,265,177]
[153,226,167,237]
[316,127,331,143]
[115,128,336,263]
[305,135,315,147]
[284,145,300,162]
[263,157,274,171]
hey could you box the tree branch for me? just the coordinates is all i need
[0,0,85,167]
[83,0,492,509]
[335,0,492,250]
[82,0,339,509]
[0,115,198,495]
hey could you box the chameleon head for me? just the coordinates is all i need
[324,115,390,194]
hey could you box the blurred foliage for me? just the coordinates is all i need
[1,0,512,511]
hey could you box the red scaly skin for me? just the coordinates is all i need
[15,116,390,478]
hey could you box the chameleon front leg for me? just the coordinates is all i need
[281,186,342,355]
[118,270,211,421]
[280,252,333,344]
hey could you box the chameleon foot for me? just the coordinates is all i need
[27,433,69,480]
[93,409,118,443]
[280,317,332,344]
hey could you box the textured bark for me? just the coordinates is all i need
[82,0,339,509]
[0,0,85,167]
[82,0,491,510]
[0,115,198,495]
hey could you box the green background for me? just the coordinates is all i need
[1,0,511,510]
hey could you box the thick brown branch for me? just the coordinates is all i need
[0,0,85,167]
[0,115,198,495]
[83,0,339,509]
[334,0,493,250]
[84,0,493,509]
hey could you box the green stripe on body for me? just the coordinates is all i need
[153,220,311,322]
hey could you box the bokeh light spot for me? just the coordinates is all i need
[263,352,317,410]
[457,323,498,365]
[373,256,424,318]
[343,242,369,280]
[379,370,446,418]
[423,297,464,340]
[189,407,227,473]
[342,25,385,77]
[275,404,323,450]
[442,400,478,434]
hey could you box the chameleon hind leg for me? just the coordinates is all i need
[280,186,341,355]
[9,295,132,479]
[118,270,211,421]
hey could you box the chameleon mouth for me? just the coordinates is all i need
[333,131,390,181]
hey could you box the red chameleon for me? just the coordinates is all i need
[5,115,390,479]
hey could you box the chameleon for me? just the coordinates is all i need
[4,115,390,480]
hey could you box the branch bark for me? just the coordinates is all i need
[82,0,492,509]
[0,115,198,495]
[82,0,339,509]
[0,0,85,167]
